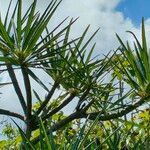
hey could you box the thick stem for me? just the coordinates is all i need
[42,94,75,120]
[36,81,59,115]
[42,87,90,120]
[86,96,149,121]
[75,88,91,111]
[31,111,82,144]
[21,67,32,117]
[31,96,148,144]
[50,96,148,130]
[7,64,26,114]
[21,67,32,138]
[0,108,24,120]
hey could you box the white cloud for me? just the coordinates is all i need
[46,0,139,53]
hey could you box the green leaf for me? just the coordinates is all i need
[109,90,132,110]
[85,43,96,65]
[39,118,53,150]
[17,0,22,46]
[23,0,37,43]
[27,69,49,92]
[72,118,88,150]
[33,90,42,103]
[0,18,12,47]
[12,119,36,150]
[27,0,62,50]
[7,1,18,34]
[4,0,12,27]
[78,113,101,149]
[141,18,147,53]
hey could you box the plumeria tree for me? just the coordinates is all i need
[0,0,149,144]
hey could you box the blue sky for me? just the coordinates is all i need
[117,0,150,26]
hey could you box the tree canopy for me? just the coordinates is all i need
[0,0,149,149]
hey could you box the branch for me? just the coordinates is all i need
[75,87,91,111]
[0,109,24,120]
[42,87,90,120]
[85,96,149,121]
[32,95,149,144]
[82,99,95,111]
[42,94,75,120]
[51,111,82,131]
[31,111,82,144]
[36,81,59,115]
[49,96,149,131]
[21,67,32,118]
[7,64,26,114]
